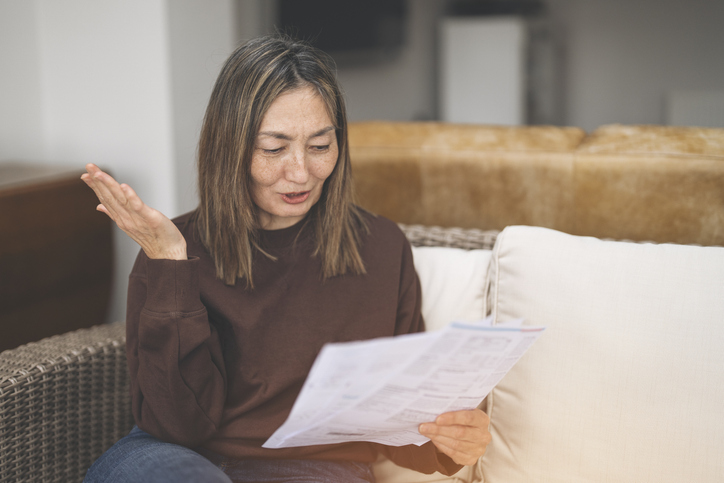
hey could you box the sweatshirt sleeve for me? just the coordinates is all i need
[379,443,463,476]
[392,236,425,336]
[125,250,227,447]
[381,234,465,476]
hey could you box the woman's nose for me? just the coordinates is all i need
[285,150,310,184]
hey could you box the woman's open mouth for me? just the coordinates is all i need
[281,191,310,204]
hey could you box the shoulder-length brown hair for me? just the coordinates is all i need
[196,35,367,287]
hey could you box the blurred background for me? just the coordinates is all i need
[1,0,723,328]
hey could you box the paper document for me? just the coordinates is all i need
[263,319,545,449]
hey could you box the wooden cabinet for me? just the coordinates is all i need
[0,162,113,352]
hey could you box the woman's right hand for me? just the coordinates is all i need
[81,163,187,260]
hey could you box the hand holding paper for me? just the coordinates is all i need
[263,319,545,450]
[419,409,492,466]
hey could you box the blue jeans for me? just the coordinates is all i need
[84,426,375,483]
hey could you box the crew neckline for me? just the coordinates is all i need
[259,216,311,249]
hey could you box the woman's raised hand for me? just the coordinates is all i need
[419,408,492,466]
[81,164,187,260]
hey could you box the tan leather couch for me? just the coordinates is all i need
[350,122,724,247]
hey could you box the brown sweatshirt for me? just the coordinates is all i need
[125,210,461,475]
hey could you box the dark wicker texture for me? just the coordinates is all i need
[0,226,498,483]
[0,321,131,483]
[400,224,500,250]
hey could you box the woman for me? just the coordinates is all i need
[82,35,490,483]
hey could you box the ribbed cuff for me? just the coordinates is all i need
[144,257,203,313]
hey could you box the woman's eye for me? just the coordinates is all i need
[262,147,283,155]
[311,145,330,152]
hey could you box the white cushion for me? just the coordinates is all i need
[412,246,492,331]
[482,226,724,482]
[372,246,491,483]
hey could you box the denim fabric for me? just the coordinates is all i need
[84,426,375,483]
[212,457,375,482]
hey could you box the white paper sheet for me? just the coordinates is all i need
[263,319,545,448]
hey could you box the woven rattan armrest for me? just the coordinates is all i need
[0,321,133,483]
[399,224,499,250]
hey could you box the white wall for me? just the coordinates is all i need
[0,0,236,324]
[36,0,177,215]
[546,0,724,131]
[167,0,237,214]
[0,1,44,161]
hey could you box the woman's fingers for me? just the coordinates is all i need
[82,164,125,218]
[119,183,147,213]
[95,167,128,207]
[83,164,148,225]
[434,408,489,431]
[423,432,488,466]
[418,409,492,466]
[81,164,187,260]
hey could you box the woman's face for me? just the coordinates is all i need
[251,86,338,230]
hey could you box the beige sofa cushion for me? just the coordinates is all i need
[482,226,724,482]
[412,246,492,332]
[373,246,492,483]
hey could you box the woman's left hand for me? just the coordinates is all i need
[418,408,491,466]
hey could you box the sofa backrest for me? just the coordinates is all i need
[481,225,724,482]
[349,122,724,246]
[573,125,724,245]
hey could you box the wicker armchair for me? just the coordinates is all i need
[0,225,499,483]
[0,321,132,483]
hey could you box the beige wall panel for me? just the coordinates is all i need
[573,154,724,245]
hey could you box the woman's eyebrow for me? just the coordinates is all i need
[257,126,335,140]
[257,131,292,141]
[310,126,335,138]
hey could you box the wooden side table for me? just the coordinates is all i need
[0,162,113,352]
